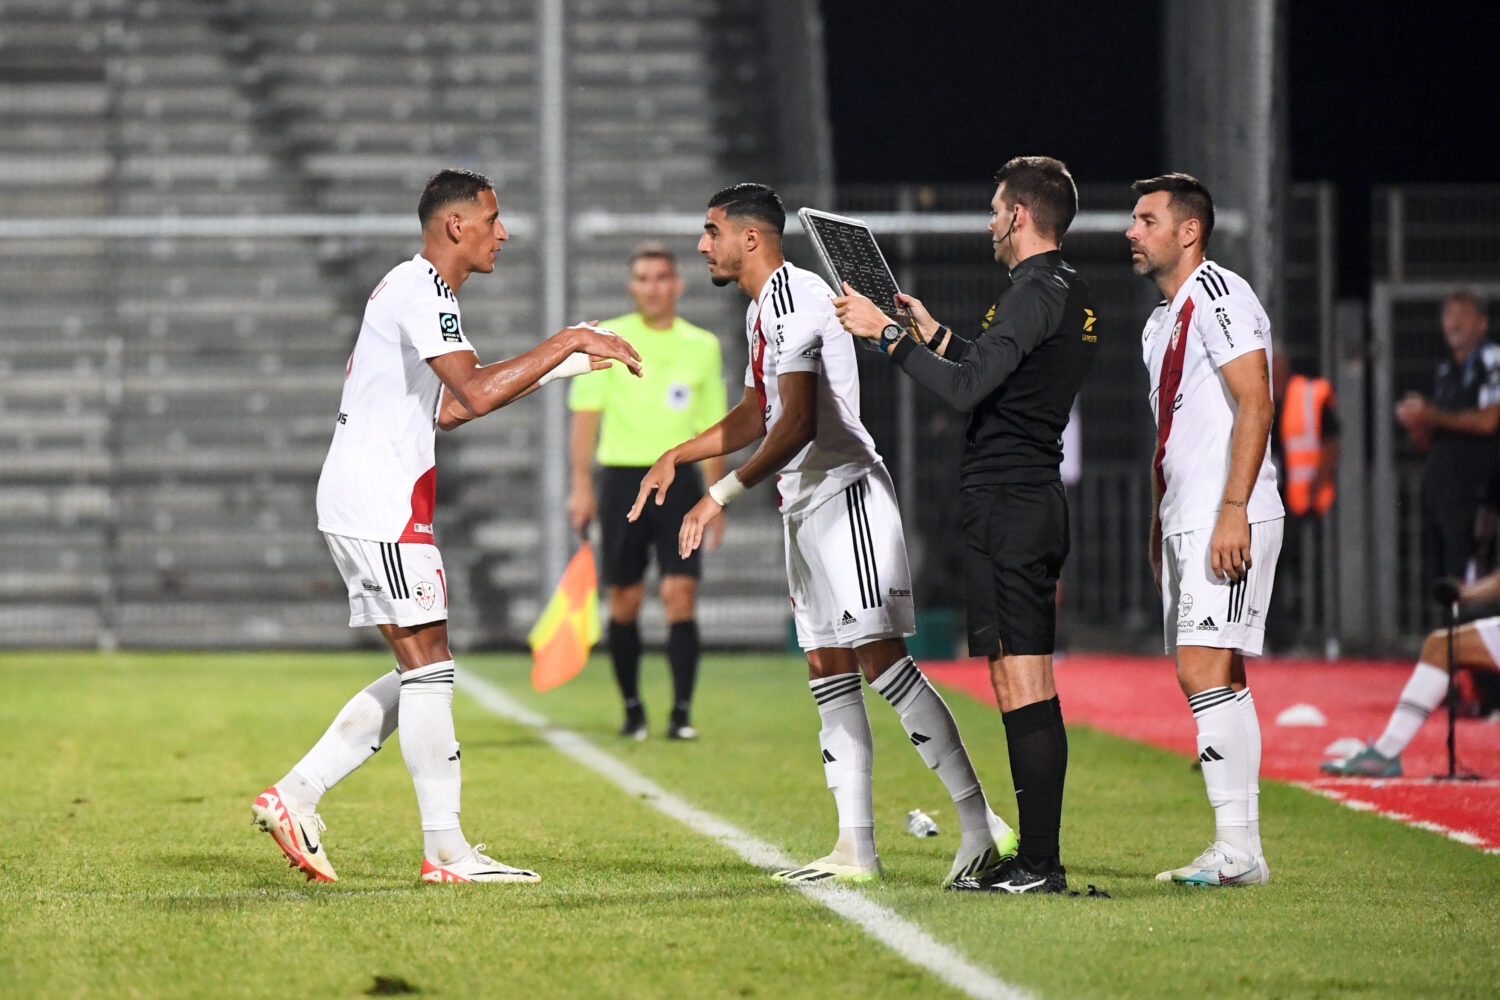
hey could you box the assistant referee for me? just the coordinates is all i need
[568,244,728,740]
[835,156,1098,894]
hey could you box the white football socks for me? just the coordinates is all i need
[1236,688,1263,859]
[399,660,470,862]
[869,656,991,848]
[1374,662,1450,759]
[281,669,401,812]
[1187,686,1251,856]
[809,673,877,866]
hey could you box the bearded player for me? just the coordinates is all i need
[631,183,1017,886]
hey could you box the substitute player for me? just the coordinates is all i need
[251,168,641,885]
[837,156,1098,895]
[632,183,1018,886]
[1129,173,1282,886]
[1322,570,1500,776]
[568,245,728,740]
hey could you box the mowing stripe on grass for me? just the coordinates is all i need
[457,667,1032,1000]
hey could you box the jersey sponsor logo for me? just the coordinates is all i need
[413,579,438,611]
[335,411,348,425]
[1215,306,1233,347]
[800,345,822,361]
[439,312,462,342]
[411,522,433,535]
[666,383,691,411]
[981,303,996,330]
[1083,308,1097,342]
[361,578,384,593]
[887,587,911,598]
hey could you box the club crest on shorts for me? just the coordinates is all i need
[414,579,438,610]
[1177,592,1195,629]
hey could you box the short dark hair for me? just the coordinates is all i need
[1443,288,1489,317]
[1131,172,1215,246]
[706,182,785,236]
[993,156,1078,241]
[418,167,493,227]
[630,242,677,270]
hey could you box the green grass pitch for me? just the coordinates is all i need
[2,651,1498,999]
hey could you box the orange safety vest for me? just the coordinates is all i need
[1281,374,1335,515]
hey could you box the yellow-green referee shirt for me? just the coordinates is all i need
[568,313,728,466]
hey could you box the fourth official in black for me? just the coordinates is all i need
[835,156,1098,894]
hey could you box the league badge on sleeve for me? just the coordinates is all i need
[439,312,462,343]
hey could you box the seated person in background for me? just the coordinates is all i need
[1321,570,1500,776]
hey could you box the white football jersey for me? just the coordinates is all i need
[316,253,475,543]
[1141,259,1283,535]
[744,261,882,517]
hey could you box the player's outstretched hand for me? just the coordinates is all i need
[832,282,894,340]
[628,452,677,522]
[1209,504,1251,583]
[678,494,723,558]
[568,325,644,377]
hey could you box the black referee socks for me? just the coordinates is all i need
[667,620,699,719]
[608,620,642,705]
[1001,695,1068,870]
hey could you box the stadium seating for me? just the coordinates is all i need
[1,0,804,648]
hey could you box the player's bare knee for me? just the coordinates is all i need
[806,647,858,680]
[1420,629,1451,670]
[854,637,909,682]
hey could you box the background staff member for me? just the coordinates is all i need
[835,156,1098,895]
[1395,290,1500,585]
[568,245,728,741]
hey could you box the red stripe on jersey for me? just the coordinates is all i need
[1152,298,1196,498]
[399,466,438,544]
[750,314,768,417]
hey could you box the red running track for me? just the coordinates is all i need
[925,654,1500,853]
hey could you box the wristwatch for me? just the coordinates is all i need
[879,322,904,355]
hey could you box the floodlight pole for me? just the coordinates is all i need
[537,0,569,598]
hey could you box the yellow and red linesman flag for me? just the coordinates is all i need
[527,542,601,691]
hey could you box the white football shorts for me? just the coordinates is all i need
[1162,517,1282,656]
[784,465,915,650]
[324,532,449,628]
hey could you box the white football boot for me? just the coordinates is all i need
[420,844,542,884]
[1155,841,1262,886]
[944,810,1020,887]
[772,852,882,885]
[251,785,337,883]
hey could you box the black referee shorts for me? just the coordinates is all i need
[961,479,1069,658]
[598,464,705,587]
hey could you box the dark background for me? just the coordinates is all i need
[821,1,1500,294]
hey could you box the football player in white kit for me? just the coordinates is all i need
[1129,173,1283,887]
[251,168,641,884]
[630,183,1018,886]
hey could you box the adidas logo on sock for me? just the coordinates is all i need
[822,749,837,763]
[1199,746,1224,762]
[839,610,857,626]
[909,732,931,746]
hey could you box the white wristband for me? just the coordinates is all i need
[707,471,747,506]
[537,351,592,386]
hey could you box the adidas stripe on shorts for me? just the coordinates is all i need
[324,532,449,628]
[783,464,915,650]
[1161,517,1283,656]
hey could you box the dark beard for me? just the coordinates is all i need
[710,275,733,287]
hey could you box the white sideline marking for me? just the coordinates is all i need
[1296,782,1500,852]
[458,668,1032,1000]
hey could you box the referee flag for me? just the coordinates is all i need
[528,542,602,691]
